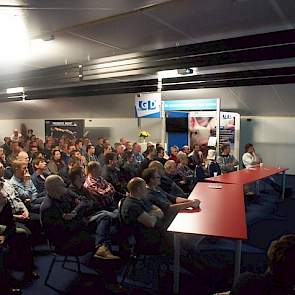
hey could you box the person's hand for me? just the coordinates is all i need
[63,213,76,220]
[0,235,6,245]
[191,199,201,208]
[22,210,29,219]
[24,172,31,183]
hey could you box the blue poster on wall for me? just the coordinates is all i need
[163,99,218,111]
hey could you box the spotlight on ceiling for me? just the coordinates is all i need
[177,68,194,75]
[6,87,24,94]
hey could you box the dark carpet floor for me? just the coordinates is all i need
[19,174,295,295]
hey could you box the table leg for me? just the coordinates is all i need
[282,171,286,200]
[233,240,242,287]
[173,233,180,294]
[256,181,260,194]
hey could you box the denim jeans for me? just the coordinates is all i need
[88,210,118,247]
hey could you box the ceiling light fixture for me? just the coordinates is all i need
[6,87,24,94]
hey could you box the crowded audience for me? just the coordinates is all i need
[0,128,291,294]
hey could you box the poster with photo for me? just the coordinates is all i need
[45,120,85,139]
[188,111,240,158]
[188,111,217,147]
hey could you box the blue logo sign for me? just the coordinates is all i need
[138,100,157,111]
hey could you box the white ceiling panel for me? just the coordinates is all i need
[8,0,170,37]
[270,84,295,113]
[69,12,185,52]
[144,0,291,43]
[230,85,289,116]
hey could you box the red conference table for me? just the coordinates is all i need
[207,166,288,199]
[168,182,247,294]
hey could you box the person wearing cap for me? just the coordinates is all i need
[207,149,221,177]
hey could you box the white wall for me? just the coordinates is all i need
[0,119,45,143]
[0,94,165,144]
[241,116,295,175]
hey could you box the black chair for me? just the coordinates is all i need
[118,199,170,293]
[44,237,95,293]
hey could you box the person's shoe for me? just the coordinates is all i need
[94,245,120,260]
[245,191,255,196]
[9,288,22,295]
[105,283,127,293]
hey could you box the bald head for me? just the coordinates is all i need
[17,151,29,164]
[45,175,66,199]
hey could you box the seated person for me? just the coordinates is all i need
[98,144,112,166]
[242,143,281,193]
[181,145,190,156]
[102,152,126,193]
[17,151,34,175]
[0,162,30,229]
[0,187,38,283]
[0,147,7,167]
[149,160,187,198]
[122,151,140,180]
[132,142,144,163]
[84,161,118,212]
[61,156,84,186]
[188,144,204,170]
[85,144,98,163]
[114,143,125,168]
[31,157,50,195]
[164,160,183,184]
[140,146,156,172]
[155,146,167,165]
[231,234,295,295]
[217,143,239,173]
[47,149,67,176]
[142,168,200,227]
[176,151,195,191]
[242,143,263,169]
[206,150,221,177]
[169,146,179,164]
[10,160,44,213]
[41,175,119,260]
[120,177,165,254]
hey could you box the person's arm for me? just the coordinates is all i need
[66,189,91,217]
[149,205,164,220]
[217,156,230,172]
[11,181,33,202]
[169,198,200,211]
[137,212,158,228]
[0,202,16,239]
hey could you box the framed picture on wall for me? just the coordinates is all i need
[45,120,85,139]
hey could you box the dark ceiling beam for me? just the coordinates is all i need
[1,67,295,101]
[162,66,295,84]
[82,44,295,79]
[0,29,295,96]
